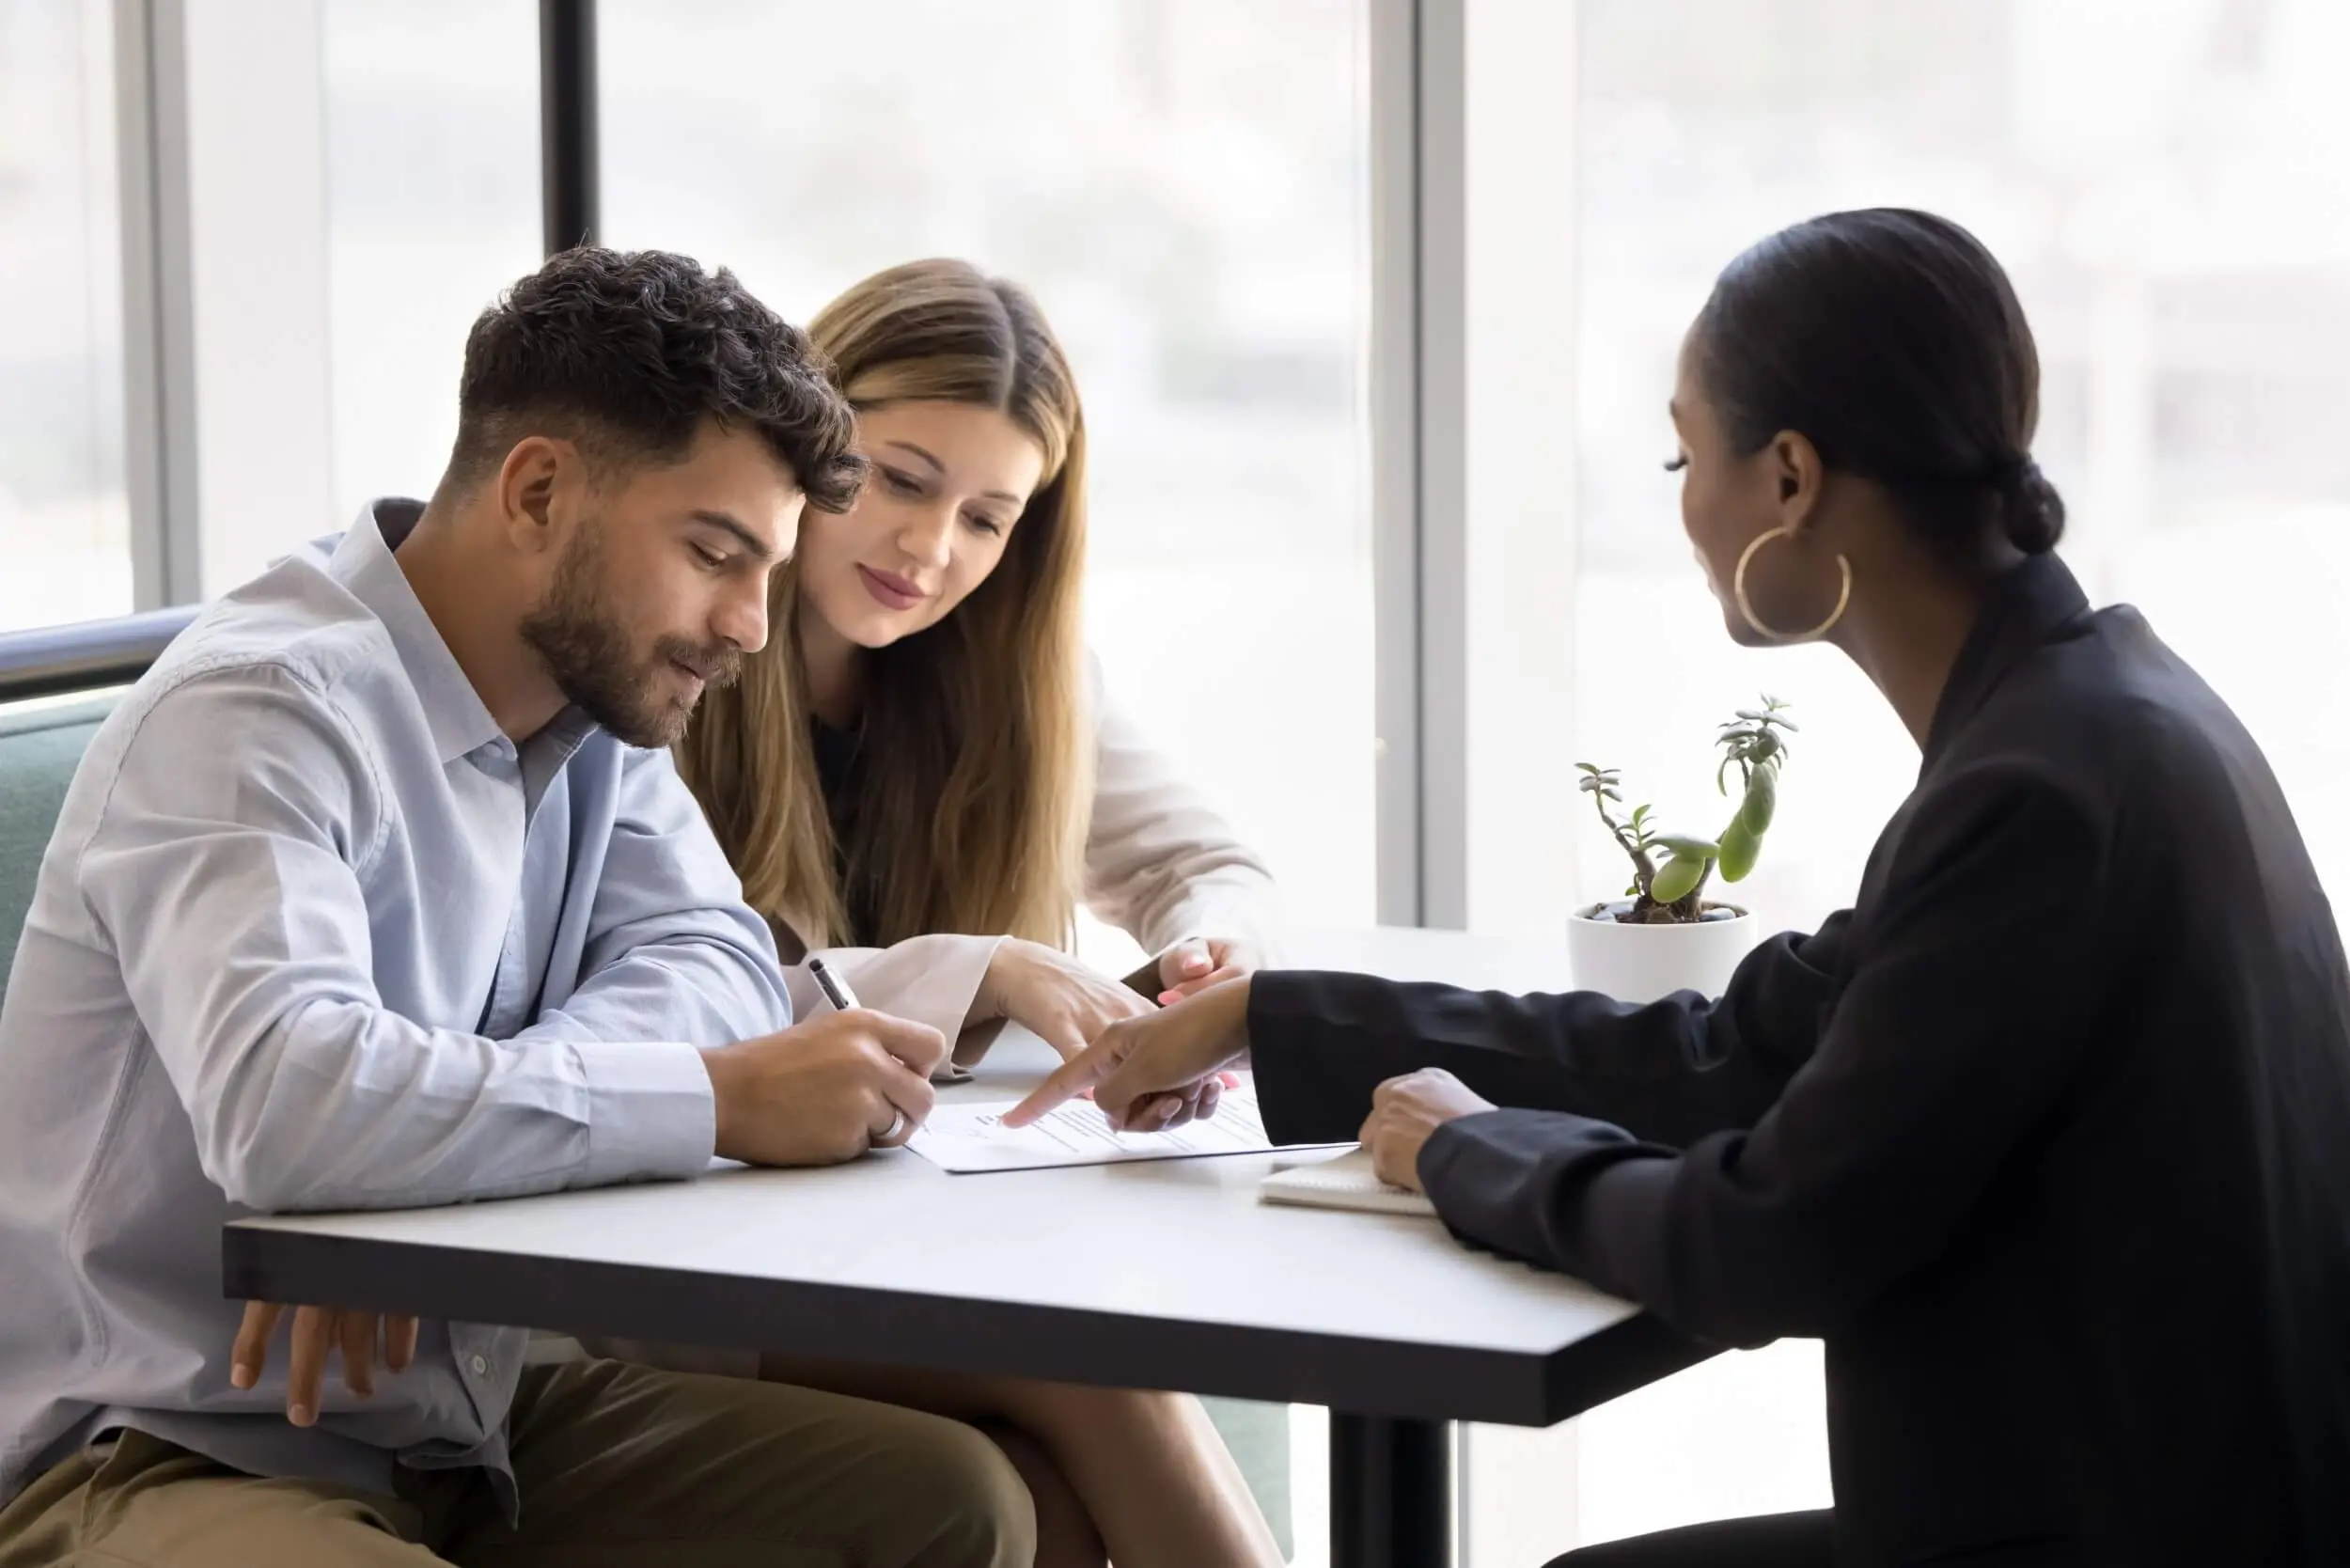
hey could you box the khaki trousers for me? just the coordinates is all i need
[0,1356,1034,1568]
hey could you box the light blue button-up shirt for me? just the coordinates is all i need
[0,499,791,1512]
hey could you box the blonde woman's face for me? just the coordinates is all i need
[796,400,1047,651]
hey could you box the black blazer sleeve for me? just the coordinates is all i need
[1249,910,1854,1151]
[1256,765,2107,1349]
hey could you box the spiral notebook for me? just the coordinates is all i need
[1257,1146,1439,1217]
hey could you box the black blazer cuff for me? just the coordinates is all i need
[1247,971,1387,1145]
[1419,1106,1655,1271]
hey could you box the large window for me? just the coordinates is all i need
[321,0,540,525]
[1574,0,2350,943]
[597,0,1376,936]
[0,0,128,630]
[1564,0,2350,1547]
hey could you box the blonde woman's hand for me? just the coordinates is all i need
[1153,935,1270,1005]
[979,938,1154,1062]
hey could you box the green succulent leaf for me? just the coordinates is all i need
[1716,818,1761,882]
[1741,766,1777,833]
[1650,853,1705,904]
[1653,834,1720,859]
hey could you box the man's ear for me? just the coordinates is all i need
[494,435,578,557]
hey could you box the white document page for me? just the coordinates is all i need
[906,1075,1343,1174]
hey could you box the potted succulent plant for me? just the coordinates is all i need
[1567,698,1794,1002]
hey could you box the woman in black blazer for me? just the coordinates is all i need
[1010,210,2350,1566]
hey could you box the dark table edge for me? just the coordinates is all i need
[225,1225,1715,1426]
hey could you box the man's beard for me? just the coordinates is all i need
[517,521,742,748]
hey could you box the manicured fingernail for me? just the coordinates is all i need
[1184,956,1209,972]
[1158,991,1181,1006]
[229,1364,255,1389]
[289,1403,314,1427]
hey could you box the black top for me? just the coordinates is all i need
[809,716,881,947]
[1250,555,2350,1567]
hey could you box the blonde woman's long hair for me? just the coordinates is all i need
[675,259,1089,952]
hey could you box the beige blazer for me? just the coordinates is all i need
[772,658,1282,1067]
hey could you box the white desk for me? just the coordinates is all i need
[224,926,1708,1568]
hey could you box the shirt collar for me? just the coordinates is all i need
[330,498,510,766]
[1921,550,2096,768]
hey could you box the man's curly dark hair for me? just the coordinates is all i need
[446,247,865,511]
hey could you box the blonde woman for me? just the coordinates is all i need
[678,259,1278,1064]
[668,259,1285,1568]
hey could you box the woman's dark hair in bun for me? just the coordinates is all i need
[1693,207,2065,557]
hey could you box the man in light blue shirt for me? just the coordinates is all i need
[0,248,1031,1566]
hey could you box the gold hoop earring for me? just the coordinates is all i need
[1732,526,1852,643]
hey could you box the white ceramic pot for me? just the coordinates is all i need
[1567,902,1759,1004]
